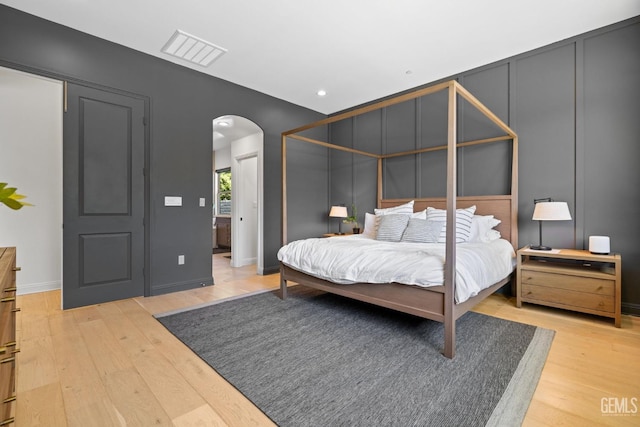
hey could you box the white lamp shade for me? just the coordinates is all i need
[329,206,348,218]
[532,201,572,221]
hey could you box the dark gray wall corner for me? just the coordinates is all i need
[328,16,640,314]
[0,5,325,295]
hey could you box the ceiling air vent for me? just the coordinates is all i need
[161,30,227,67]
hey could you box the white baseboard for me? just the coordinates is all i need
[17,280,61,295]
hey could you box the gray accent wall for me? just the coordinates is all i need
[0,5,326,295]
[330,17,640,314]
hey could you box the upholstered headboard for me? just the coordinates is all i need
[379,195,518,249]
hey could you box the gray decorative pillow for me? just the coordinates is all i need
[401,219,445,243]
[376,214,410,242]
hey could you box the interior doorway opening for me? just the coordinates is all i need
[212,115,264,274]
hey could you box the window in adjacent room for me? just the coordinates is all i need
[215,168,231,215]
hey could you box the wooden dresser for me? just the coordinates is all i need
[516,246,621,327]
[0,247,19,426]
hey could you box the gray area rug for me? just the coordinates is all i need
[157,287,554,426]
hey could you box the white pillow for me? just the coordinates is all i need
[363,212,377,237]
[412,209,427,220]
[426,205,476,243]
[470,215,502,242]
[374,200,414,216]
[376,214,410,242]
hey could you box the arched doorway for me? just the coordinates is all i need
[212,115,264,274]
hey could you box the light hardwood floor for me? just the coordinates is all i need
[14,253,640,426]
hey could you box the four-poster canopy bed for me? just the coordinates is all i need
[279,80,519,358]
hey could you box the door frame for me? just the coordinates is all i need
[1,61,152,300]
[64,80,151,299]
[231,150,263,273]
[232,152,259,268]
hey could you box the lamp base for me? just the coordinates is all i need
[530,245,552,251]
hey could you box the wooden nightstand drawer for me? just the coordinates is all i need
[521,284,614,313]
[520,270,614,295]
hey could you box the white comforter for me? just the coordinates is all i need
[277,235,515,303]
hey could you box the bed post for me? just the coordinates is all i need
[377,158,383,209]
[281,134,288,299]
[443,82,458,359]
[280,265,288,299]
[282,134,288,246]
[511,135,519,250]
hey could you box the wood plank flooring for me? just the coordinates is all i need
[14,253,640,426]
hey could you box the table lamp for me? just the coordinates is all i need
[329,205,348,234]
[531,198,572,250]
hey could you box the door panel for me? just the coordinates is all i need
[63,83,145,309]
[236,155,258,267]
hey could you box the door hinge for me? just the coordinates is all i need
[143,116,147,126]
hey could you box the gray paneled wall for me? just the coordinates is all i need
[329,17,640,314]
[581,22,640,314]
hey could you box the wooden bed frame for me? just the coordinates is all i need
[280,80,518,358]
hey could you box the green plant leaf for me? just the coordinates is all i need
[0,187,17,198]
[0,182,31,210]
[1,198,23,210]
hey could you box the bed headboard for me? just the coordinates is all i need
[379,195,518,249]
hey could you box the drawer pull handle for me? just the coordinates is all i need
[11,308,20,313]
[12,266,21,271]
[3,287,16,293]
[0,356,15,364]
[2,395,15,404]
[0,297,15,303]
[0,418,15,426]
[0,347,5,355]
[4,342,16,348]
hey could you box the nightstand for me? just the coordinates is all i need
[516,246,621,327]
[322,233,353,238]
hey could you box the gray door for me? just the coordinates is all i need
[63,83,145,309]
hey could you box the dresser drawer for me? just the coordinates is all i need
[0,296,16,349]
[521,284,615,314]
[0,353,16,425]
[520,269,614,295]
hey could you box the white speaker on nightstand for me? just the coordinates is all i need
[589,236,610,255]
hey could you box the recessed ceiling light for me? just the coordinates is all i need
[162,30,227,67]
[316,89,327,97]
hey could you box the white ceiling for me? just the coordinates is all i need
[4,0,640,115]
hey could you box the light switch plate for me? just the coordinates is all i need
[199,197,206,207]
[164,196,182,206]
[178,255,185,265]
